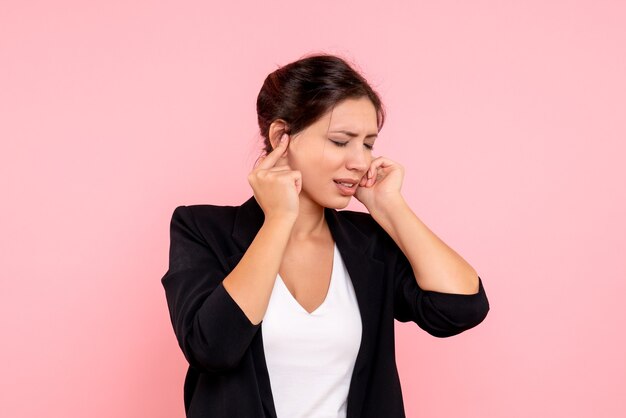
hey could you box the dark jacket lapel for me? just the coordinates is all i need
[324,200,385,418]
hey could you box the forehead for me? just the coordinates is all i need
[322,97,379,134]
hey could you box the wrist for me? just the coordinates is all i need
[370,193,407,218]
[263,214,297,228]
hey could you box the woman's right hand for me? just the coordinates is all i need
[248,133,301,221]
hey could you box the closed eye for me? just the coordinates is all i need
[330,140,374,150]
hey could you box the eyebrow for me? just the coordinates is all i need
[329,130,378,139]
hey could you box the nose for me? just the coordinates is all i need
[345,146,370,173]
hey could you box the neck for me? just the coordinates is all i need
[289,195,329,241]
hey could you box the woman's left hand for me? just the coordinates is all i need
[354,156,405,213]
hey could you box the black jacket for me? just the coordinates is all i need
[161,195,490,417]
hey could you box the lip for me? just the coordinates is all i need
[333,179,358,196]
[333,178,360,184]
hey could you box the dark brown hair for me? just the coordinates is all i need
[256,53,385,157]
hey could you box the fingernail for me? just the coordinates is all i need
[281,133,288,143]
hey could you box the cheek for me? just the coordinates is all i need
[286,150,317,181]
[288,140,342,177]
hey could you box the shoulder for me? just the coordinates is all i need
[181,203,240,222]
[169,203,241,238]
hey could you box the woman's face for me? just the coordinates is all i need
[285,96,379,209]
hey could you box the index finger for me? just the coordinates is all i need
[257,134,289,170]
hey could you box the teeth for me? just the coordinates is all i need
[334,180,356,188]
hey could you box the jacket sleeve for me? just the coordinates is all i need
[161,205,261,372]
[391,237,490,337]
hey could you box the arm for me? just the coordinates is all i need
[221,213,295,325]
[391,237,489,337]
[161,205,294,373]
[371,196,489,337]
[357,157,488,335]
[371,194,479,295]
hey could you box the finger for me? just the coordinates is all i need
[294,173,302,194]
[272,170,302,193]
[366,157,381,178]
[367,157,398,186]
[267,165,292,173]
[367,163,382,186]
[368,157,396,177]
[257,134,289,170]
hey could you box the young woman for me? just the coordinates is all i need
[161,53,490,418]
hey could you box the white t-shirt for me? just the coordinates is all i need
[262,242,363,418]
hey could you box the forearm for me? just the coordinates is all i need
[371,195,479,294]
[222,216,295,325]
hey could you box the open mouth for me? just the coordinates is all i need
[333,180,356,188]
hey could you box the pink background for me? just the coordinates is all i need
[2,1,625,417]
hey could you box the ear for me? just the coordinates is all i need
[268,119,290,150]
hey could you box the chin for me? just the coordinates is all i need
[305,185,353,210]
[324,195,352,210]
